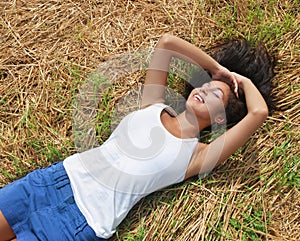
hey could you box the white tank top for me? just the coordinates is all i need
[63,103,198,238]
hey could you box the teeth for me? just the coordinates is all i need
[194,94,204,103]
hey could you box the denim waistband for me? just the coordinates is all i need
[50,162,74,204]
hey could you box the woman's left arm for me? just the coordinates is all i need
[186,73,268,178]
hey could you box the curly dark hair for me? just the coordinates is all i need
[186,39,276,126]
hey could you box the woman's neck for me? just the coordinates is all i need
[177,111,210,137]
[161,110,210,139]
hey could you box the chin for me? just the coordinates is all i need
[185,99,210,121]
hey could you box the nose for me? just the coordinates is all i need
[199,86,209,95]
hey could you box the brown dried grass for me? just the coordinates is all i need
[0,0,299,240]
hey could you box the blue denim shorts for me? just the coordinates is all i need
[0,162,107,241]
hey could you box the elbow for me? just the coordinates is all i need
[157,33,175,49]
[251,107,269,122]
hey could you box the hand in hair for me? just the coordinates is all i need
[211,65,238,97]
[232,72,250,87]
[211,38,275,111]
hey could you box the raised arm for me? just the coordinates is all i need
[186,73,268,178]
[142,34,237,107]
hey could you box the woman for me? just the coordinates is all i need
[0,34,274,241]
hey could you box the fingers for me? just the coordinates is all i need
[223,70,239,98]
[232,72,252,97]
[231,76,239,98]
[212,67,239,98]
[223,68,239,98]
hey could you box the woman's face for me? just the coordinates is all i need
[186,80,231,124]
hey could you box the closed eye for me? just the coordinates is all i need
[213,89,223,99]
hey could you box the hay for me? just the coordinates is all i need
[0,0,299,240]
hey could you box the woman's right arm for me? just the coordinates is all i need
[142,34,237,107]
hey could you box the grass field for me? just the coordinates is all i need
[0,0,299,240]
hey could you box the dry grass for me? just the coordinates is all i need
[0,0,299,240]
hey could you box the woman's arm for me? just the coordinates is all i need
[142,34,237,107]
[186,73,268,178]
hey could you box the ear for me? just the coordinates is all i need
[214,114,226,125]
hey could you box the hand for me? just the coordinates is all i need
[212,66,238,97]
[232,72,251,91]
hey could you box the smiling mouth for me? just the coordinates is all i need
[193,93,205,103]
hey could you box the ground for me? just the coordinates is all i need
[0,0,299,240]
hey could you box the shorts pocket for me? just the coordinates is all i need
[29,206,65,241]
